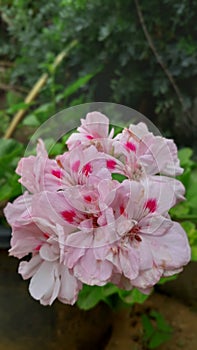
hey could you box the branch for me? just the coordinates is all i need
[3,40,78,139]
[134,0,192,121]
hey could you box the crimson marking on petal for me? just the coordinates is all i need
[72,160,80,172]
[84,195,92,202]
[125,141,136,152]
[135,234,142,242]
[51,169,62,178]
[35,244,41,251]
[145,199,157,213]
[129,225,140,235]
[82,163,92,176]
[106,159,116,170]
[120,205,125,215]
[92,216,99,228]
[61,210,76,223]
[86,135,94,140]
[43,233,50,239]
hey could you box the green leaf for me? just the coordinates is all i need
[49,142,64,156]
[0,138,23,201]
[177,167,191,188]
[169,202,190,219]
[0,174,21,201]
[181,221,196,237]
[42,138,59,153]
[186,169,197,211]
[181,221,197,261]
[142,311,172,349]
[178,147,193,167]
[41,138,65,156]
[191,246,197,261]
[142,314,155,340]
[55,71,97,103]
[119,288,150,304]
[35,103,54,115]
[111,125,123,137]
[7,102,32,114]
[150,310,172,333]
[112,173,128,182]
[149,331,172,349]
[158,274,178,285]
[0,138,23,159]
[0,183,12,201]
[98,25,111,41]
[22,114,40,127]
[77,285,104,310]
[69,95,86,106]
[102,283,119,297]
[0,138,23,173]
[76,284,147,310]
[31,103,55,124]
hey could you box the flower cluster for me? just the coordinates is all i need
[4,112,191,305]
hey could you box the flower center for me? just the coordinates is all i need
[127,224,142,242]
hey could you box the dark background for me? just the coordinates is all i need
[0,0,197,151]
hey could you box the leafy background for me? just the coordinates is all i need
[0,0,197,331]
[1,0,197,148]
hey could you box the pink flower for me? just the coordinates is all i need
[71,180,190,290]
[66,111,114,152]
[56,144,112,187]
[5,191,82,305]
[27,178,190,291]
[67,114,183,181]
[3,111,191,305]
[19,251,82,306]
[16,139,63,193]
[4,191,32,227]
[114,123,183,178]
[106,180,190,291]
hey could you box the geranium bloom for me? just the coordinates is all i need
[113,123,183,178]
[19,243,82,306]
[37,179,188,292]
[16,139,64,193]
[56,144,113,187]
[4,196,82,305]
[66,111,114,151]
[67,118,183,177]
[4,111,191,305]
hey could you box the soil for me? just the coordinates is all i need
[105,293,197,350]
[0,250,196,350]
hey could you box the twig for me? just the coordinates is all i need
[3,39,78,139]
[134,0,192,121]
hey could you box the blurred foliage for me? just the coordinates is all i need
[77,283,149,310]
[0,0,197,148]
[170,147,197,261]
[0,138,24,202]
